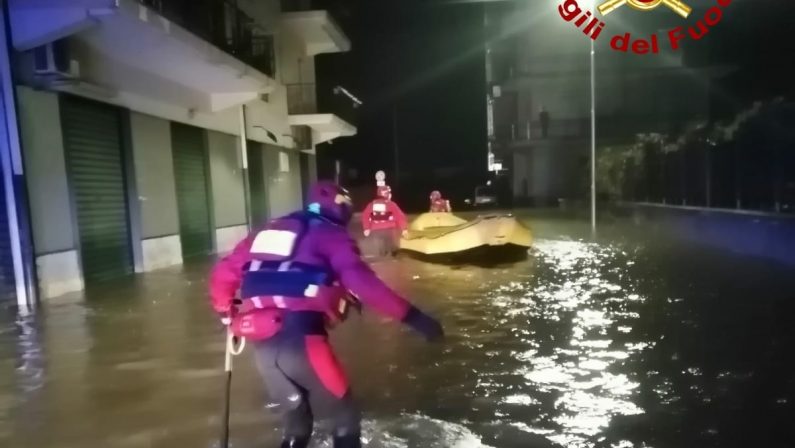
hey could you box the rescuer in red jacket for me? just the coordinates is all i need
[429,190,452,213]
[361,186,408,257]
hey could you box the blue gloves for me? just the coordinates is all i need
[403,306,444,342]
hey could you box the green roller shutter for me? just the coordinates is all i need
[247,141,268,228]
[60,95,133,283]
[0,174,16,303]
[171,122,212,259]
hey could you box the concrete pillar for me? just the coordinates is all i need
[129,113,182,271]
[16,87,82,299]
[207,131,248,254]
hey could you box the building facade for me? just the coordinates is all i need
[485,1,727,206]
[0,0,355,309]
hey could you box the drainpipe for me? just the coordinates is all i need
[238,105,253,230]
[0,1,36,314]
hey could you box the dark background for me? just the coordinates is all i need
[312,0,489,211]
[310,0,795,212]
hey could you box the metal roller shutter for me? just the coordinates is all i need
[0,173,16,302]
[60,95,133,283]
[247,140,267,228]
[171,122,212,259]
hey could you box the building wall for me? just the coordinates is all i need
[277,26,316,86]
[264,145,303,218]
[512,141,588,204]
[53,86,295,150]
[61,28,295,149]
[307,153,318,184]
[129,112,182,271]
[16,87,83,298]
[630,204,795,267]
[512,152,528,199]
[207,131,248,253]
[244,87,292,147]
[238,0,281,32]
[506,1,705,130]
[12,2,322,296]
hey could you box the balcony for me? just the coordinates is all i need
[494,116,680,155]
[139,0,276,77]
[280,0,350,56]
[494,119,589,146]
[286,83,356,145]
[9,0,276,112]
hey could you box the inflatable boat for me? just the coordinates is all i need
[399,213,533,263]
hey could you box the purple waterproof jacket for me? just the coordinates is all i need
[209,213,412,323]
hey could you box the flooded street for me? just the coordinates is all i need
[1,214,794,448]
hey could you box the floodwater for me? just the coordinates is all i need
[1,213,794,448]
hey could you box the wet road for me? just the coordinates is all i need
[1,213,794,448]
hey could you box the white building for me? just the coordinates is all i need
[0,0,356,309]
[485,1,729,205]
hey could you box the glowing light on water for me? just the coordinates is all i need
[500,239,650,448]
[501,394,540,405]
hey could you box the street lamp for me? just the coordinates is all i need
[590,36,596,235]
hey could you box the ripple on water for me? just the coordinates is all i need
[488,238,649,448]
[355,414,495,448]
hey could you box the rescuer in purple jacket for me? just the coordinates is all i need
[209,180,444,448]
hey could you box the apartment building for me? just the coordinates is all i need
[0,0,356,309]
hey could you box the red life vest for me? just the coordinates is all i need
[370,199,395,222]
[230,213,357,340]
[430,198,449,213]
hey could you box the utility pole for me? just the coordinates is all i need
[589,28,597,236]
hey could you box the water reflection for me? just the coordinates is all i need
[0,219,794,447]
[0,312,46,446]
[15,314,45,398]
[485,240,647,447]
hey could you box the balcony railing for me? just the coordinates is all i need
[137,0,275,77]
[286,83,357,125]
[494,119,589,142]
[493,116,674,147]
[286,83,317,115]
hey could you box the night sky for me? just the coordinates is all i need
[314,0,488,207]
[311,0,795,209]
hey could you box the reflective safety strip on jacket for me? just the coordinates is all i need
[371,202,394,222]
[238,260,347,316]
[240,260,330,299]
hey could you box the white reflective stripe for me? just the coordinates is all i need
[250,260,262,271]
[250,230,297,256]
[278,261,291,305]
[305,285,319,297]
[252,297,263,308]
